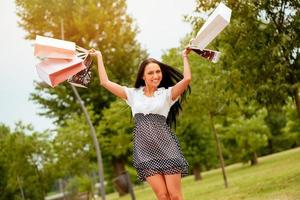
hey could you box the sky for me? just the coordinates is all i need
[0,0,196,132]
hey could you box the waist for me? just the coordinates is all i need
[134,113,167,124]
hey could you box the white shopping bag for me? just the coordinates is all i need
[190,2,232,50]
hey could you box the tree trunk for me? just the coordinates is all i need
[111,159,136,199]
[193,163,202,181]
[250,152,258,165]
[293,87,300,121]
[267,138,274,154]
[17,176,25,200]
[209,112,228,188]
[112,158,128,196]
[112,157,126,177]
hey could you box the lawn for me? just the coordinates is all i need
[106,147,300,200]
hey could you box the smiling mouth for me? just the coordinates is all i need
[152,80,160,83]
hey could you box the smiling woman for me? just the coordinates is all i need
[90,47,192,199]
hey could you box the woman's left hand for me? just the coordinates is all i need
[182,48,191,58]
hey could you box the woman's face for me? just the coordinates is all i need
[143,62,162,88]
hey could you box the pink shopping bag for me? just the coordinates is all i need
[34,35,76,59]
[36,56,86,87]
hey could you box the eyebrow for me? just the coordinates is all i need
[147,69,161,73]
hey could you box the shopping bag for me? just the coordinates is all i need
[188,48,221,63]
[36,56,86,87]
[189,2,232,50]
[67,55,93,88]
[34,35,76,59]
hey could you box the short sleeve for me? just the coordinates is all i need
[166,87,180,107]
[123,86,135,107]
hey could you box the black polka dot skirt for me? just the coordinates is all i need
[133,113,189,181]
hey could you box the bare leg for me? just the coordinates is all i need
[146,174,170,200]
[164,174,183,200]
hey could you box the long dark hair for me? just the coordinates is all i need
[134,58,191,128]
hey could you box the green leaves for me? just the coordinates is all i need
[224,108,270,163]
[196,0,299,109]
[97,100,133,158]
[0,122,53,199]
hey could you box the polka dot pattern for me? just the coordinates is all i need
[133,113,189,181]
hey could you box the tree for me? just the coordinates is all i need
[0,124,13,200]
[190,0,300,118]
[66,175,95,199]
[189,55,235,188]
[15,0,147,125]
[52,113,95,178]
[0,122,53,200]
[186,0,300,160]
[282,98,300,147]
[177,114,218,181]
[223,107,270,165]
[96,100,134,194]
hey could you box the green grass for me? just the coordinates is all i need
[106,147,300,200]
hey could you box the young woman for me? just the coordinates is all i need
[90,48,191,200]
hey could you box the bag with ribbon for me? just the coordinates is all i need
[67,54,93,88]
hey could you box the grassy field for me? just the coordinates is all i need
[106,147,300,200]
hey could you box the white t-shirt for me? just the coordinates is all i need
[123,86,179,117]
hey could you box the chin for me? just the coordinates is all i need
[153,82,161,87]
[146,80,161,88]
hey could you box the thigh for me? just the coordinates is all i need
[146,174,169,198]
[164,174,183,197]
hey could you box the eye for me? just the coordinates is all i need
[147,71,154,75]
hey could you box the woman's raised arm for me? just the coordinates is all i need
[171,48,192,100]
[89,49,127,99]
